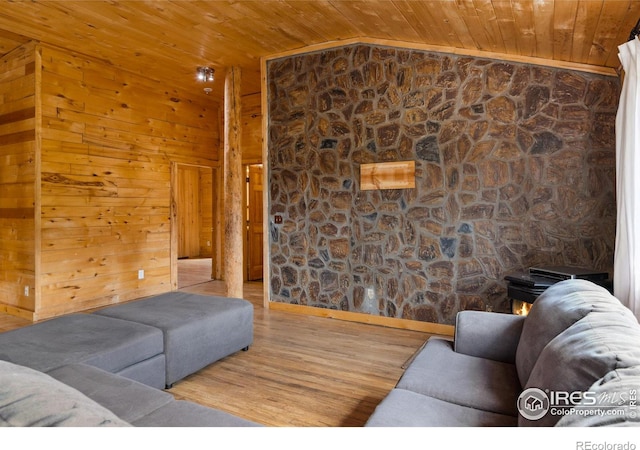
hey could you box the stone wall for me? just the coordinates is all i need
[266,43,619,325]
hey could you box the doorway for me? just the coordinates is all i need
[172,163,262,287]
[244,164,263,281]
[173,163,216,288]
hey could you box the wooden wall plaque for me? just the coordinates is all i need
[360,160,415,190]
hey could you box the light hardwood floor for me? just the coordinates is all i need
[177,257,214,289]
[0,264,434,427]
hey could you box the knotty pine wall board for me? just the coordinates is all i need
[1,39,264,320]
[41,49,219,132]
[198,166,214,258]
[241,93,262,163]
[38,45,212,318]
[0,42,37,317]
[1,41,221,320]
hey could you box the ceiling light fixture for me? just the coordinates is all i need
[196,66,215,83]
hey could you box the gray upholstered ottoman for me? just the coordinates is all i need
[93,292,253,387]
[0,314,166,389]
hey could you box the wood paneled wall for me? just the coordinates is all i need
[0,42,37,318]
[37,44,220,319]
[241,93,262,163]
[198,167,214,258]
[1,41,221,320]
[177,165,202,259]
[176,164,215,260]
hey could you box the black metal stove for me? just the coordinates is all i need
[505,266,611,315]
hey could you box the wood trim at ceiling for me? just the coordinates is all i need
[264,36,619,77]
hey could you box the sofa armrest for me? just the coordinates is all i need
[454,311,525,364]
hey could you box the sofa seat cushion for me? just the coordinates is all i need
[555,366,640,427]
[0,314,164,375]
[93,292,253,386]
[365,388,518,427]
[113,354,166,390]
[131,400,260,427]
[47,363,174,424]
[0,360,129,427]
[516,279,630,387]
[396,337,521,417]
[522,312,640,427]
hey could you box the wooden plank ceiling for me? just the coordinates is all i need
[0,0,638,101]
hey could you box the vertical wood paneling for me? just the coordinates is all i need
[33,44,220,319]
[246,164,263,281]
[512,0,537,57]
[0,42,37,318]
[199,167,213,258]
[603,0,640,69]
[532,0,555,60]
[467,0,506,54]
[573,0,602,63]
[588,0,631,66]
[213,166,224,280]
[177,165,201,259]
[241,93,262,163]
[553,0,579,63]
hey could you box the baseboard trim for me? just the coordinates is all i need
[0,303,35,321]
[267,302,455,337]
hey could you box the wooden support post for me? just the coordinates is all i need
[223,66,243,299]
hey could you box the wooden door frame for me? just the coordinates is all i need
[170,162,220,289]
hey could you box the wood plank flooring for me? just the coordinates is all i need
[174,281,432,426]
[0,261,434,427]
[177,257,214,289]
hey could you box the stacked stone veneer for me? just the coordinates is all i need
[266,43,619,325]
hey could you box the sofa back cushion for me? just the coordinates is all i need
[0,360,130,427]
[555,366,640,427]
[515,279,624,387]
[519,311,640,426]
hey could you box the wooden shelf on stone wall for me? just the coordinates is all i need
[360,160,416,191]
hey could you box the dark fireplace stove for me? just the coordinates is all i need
[505,266,611,315]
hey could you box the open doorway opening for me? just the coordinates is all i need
[174,163,217,289]
[172,163,263,288]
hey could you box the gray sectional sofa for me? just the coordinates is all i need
[366,279,640,427]
[4,279,640,427]
[0,292,258,427]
